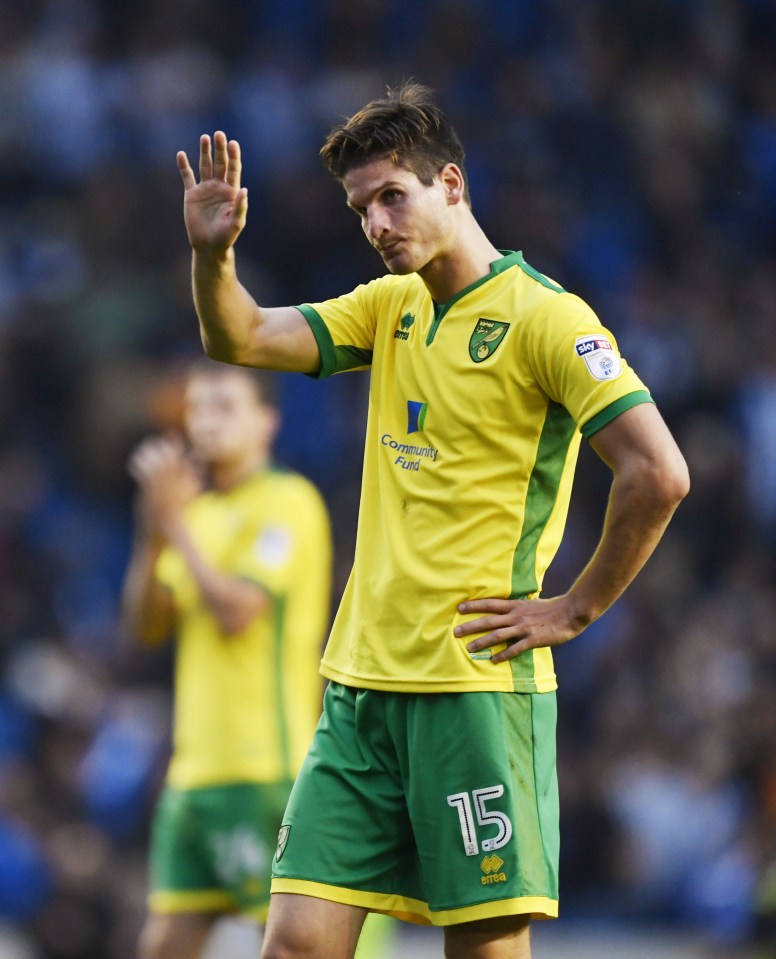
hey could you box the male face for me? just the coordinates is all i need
[184,371,277,469]
[343,157,457,277]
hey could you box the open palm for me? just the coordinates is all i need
[177,131,248,253]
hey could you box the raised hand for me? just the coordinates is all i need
[129,435,202,541]
[177,131,248,255]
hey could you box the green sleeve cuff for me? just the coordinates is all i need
[581,389,654,438]
[296,305,336,379]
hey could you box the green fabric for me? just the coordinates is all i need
[150,781,293,912]
[296,304,373,377]
[581,389,654,437]
[273,683,559,918]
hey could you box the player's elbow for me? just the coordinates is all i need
[650,449,690,514]
[201,331,238,365]
[216,613,249,635]
[120,612,171,648]
[214,606,259,636]
[214,591,269,636]
[663,451,690,507]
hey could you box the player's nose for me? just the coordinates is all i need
[366,206,389,243]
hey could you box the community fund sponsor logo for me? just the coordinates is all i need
[406,399,428,434]
[480,854,507,885]
[382,432,438,472]
[575,335,622,380]
[469,318,510,362]
[381,400,438,472]
[394,312,416,340]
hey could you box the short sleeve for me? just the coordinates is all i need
[297,280,383,378]
[526,292,653,437]
[229,479,330,598]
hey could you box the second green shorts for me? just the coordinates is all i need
[271,682,559,925]
[150,779,293,921]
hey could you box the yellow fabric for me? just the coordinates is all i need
[156,469,331,787]
[270,878,558,924]
[301,252,650,693]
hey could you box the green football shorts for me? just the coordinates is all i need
[271,682,559,925]
[149,780,293,921]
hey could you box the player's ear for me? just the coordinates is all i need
[440,163,465,205]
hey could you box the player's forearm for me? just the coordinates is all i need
[165,519,268,634]
[121,539,174,646]
[192,248,264,365]
[565,459,688,628]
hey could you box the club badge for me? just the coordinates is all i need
[469,319,510,362]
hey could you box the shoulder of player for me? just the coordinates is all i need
[518,288,601,337]
[244,468,329,512]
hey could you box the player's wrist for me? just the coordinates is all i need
[563,589,600,635]
[192,244,235,269]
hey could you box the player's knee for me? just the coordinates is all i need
[138,915,202,959]
[260,938,302,959]
[444,914,532,959]
[138,917,171,959]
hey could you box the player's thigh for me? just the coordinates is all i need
[139,911,216,959]
[444,914,532,959]
[405,691,559,919]
[261,893,367,959]
[272,684,417,898]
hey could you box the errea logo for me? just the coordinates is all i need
[480,854,507,885]
[394,312,415,340]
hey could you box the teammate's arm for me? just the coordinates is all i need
[177,132,320,373]
[456,402,690,660]
[125,435,269,638]
[160,519,270,636]
[121,532,175,647]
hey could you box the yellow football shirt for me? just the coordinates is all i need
[156,468,332,788]
[298,251,651,694]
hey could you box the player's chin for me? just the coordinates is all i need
[382,251,418,276]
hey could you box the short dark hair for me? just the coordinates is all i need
[320,81,470,204]
[186,358,278,408]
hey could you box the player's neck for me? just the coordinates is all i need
[419,220,502,305]
[210,451,269,491]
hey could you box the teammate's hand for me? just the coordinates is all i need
[177,131,248,255]
[128,435,202,540]
[454,595,587,663]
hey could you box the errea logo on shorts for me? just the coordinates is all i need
[481,854,507,885]
[575,335,622,381]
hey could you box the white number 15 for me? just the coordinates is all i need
[447,785,513,857]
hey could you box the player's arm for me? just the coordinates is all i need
[456,402,690,661]
[177,132,320,373]
[127,435,269,636]
[121,534,175,647]
[162,519,271,636]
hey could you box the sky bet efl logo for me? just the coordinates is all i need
[575,335,622,381]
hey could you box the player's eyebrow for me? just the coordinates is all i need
[346,181,404,211]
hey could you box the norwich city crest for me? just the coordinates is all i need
[469,319,510,362]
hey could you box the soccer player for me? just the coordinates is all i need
[175,83,690,959]
[121,361,332,959]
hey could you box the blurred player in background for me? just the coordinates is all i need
[176,82,689,959]
[121,360,332,959]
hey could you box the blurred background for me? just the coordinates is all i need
[1,0,776,956]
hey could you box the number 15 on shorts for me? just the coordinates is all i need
[447,785,513,856]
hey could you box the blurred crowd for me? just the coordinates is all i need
[1,0,776,956]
